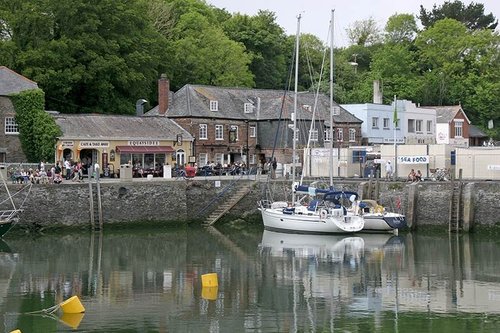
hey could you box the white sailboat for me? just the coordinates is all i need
[355,199,407,232]
[258,12,364,234]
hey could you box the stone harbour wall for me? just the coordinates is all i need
[13,178,500,231]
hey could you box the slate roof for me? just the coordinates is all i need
[468,124,488,138]
[0,66,38,95]
[145,85,362,124]
[432,105,471,124]
[53,114,193,141]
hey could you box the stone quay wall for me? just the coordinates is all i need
[13,178,500,231]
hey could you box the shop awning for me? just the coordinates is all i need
[115,146,174,153]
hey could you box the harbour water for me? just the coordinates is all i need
[1,225,500,332]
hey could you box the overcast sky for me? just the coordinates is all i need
[206,0,500,46]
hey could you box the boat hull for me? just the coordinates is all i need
[362,213,406,232]
[259,207,364,234]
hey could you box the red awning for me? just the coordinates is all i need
[115,146,174,153]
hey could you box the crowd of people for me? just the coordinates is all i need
[8,159,89,185]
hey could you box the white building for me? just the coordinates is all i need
[341,100,436,146]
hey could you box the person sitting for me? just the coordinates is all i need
[415,170,422,182]
[407,169,416,182]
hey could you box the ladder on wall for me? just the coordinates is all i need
[89,174,103,230]
[449,180,463,233]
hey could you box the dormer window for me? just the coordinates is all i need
[333,106,340,115]
[210,100,218,111]
[244,103,253,113]
[303,105,312,112]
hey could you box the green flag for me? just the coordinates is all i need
[393,99,398,125]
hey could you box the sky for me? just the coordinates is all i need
[205,0,500,46]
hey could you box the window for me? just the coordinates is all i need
[198,153,208,166]
[337,128,343,141]
[309,129,318,142]
[210,100,218,111]
[303,104,312,112]
[427,120,433,133]
[244,103,253,113]
[408,119,415,133]
[215,153,224,165]
[324,128,332,142]
[229,125,238,143]
[349,128,356,142]
[372,117,379,128]
[215,125,223,140]
[249,126,256,138]
[250,154,256,165]
[332,106,340,115]
[383,118,390,129]
[199,124,208,140]
[5,117,19,134]
[416,120,423,133]
[454,120,463,137]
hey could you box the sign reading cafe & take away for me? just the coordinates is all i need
[398,155,429,164]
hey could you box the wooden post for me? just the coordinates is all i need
[406,183,419,230]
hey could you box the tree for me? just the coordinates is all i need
[346,17,382,46]
[222,10,288,89]
[384,14,418,44]
[419,0,498,30]
[1,0,167,114]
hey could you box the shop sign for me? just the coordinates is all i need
[128,140,159,146]
[80,141,110,148]
[62,141,74,148]
[398,155,429,164]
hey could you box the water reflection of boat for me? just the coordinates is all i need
[259,230,364,262]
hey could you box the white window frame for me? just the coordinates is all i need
[416,120,423,133]
[408,119,415,133]
[249,126,256,138]
[324,128,331,142]
[210,100,218,111]
[250,154,256,165]
[454,120,463,137]
[215,153,224,165]
[337,128,343,142]
[309,129,318,142]
[198,153,208,166]
[244,103,253,113]
[199,124,208,140]
[372,117,379,128]
[215,124,224,140]
[5,117,19,134]
[232,125,239,141]
[349,128,356,142]
[427,120,433,133]
[383,118,390,129]
[333,106,340,115]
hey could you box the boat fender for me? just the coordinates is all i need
[376,205,384,214]
[320,209,327,219]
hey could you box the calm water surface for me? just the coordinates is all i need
[1,225,499,333]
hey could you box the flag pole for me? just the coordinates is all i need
[393,95,398,181]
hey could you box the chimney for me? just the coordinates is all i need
[373,80,382,104]
[158,73,169,115]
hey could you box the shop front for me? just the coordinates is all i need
[116,145,174,177]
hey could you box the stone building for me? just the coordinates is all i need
[0,66,39,162]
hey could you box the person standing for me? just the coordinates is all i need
[271,158,277,179]
[64,159,71,180]
[385,161,393,181]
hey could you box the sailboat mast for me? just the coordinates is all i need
[329,10,335,187]
[292,14,300,205]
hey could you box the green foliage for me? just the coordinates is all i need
[10,89,61,163]
[385,14,418,44]
[419,0,498,30]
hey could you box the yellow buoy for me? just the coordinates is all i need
[201,273,218,288]
[59,313,85,329]
[10,330,22,333]
[201,286,218,301]
[60,296,85,314]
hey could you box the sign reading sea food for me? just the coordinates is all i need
[398,155,429,164]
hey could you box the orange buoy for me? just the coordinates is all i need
[60,296,85,314]
[201,273,218,288]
